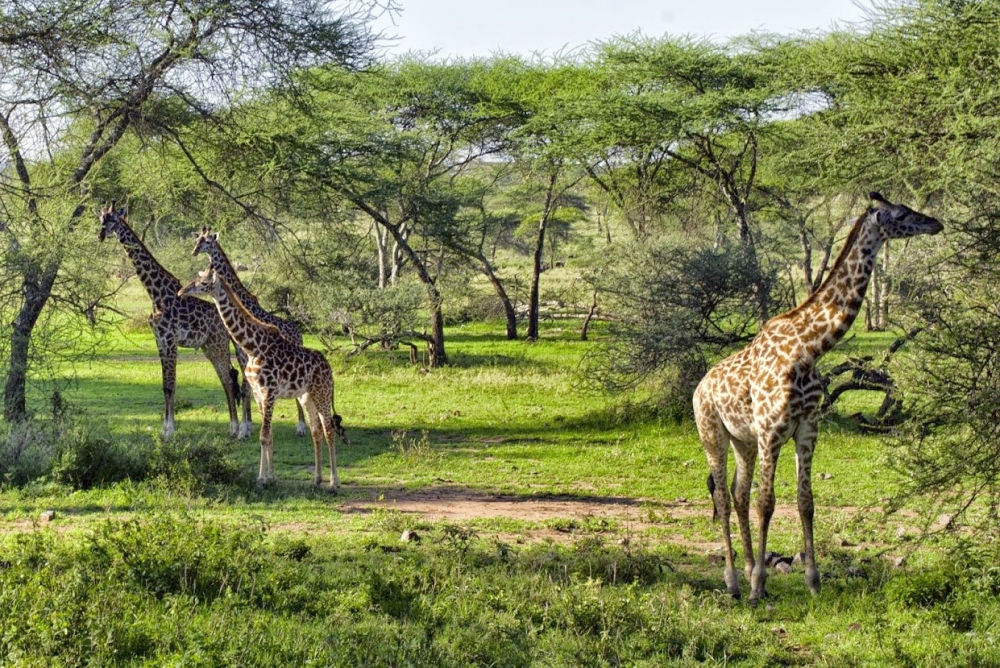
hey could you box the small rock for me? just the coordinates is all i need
[617,537,630,547]
[820,472,833,480]
[400,530,420,543]
[765,603,777,612]
[775,561,793,574]
[825,633,840,642]
[683,460,692,468]
[893,556,906,568]
[39,510,55,523]
[847,622,862,633]
[895,526,909,539]
[675,497,688,504]
[937,513,953,529]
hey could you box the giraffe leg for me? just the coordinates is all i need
[301,396,323,487]
[318,408,340,492]
[696,406,740,597]
[731,441,757,583]
[295,400,308,438]
[795,419,821,595]
[750,433,784,604]
[256,391,276,487]
[204,336,241,438]
[155,333,177,440]
[234,346,253,439]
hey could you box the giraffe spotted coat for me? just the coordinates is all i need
[192,227,309,437]
[99,206,250,439]
[179,268,346,490]
[694,192,942,602]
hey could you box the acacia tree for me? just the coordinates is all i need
[0,0,379,421]
[230,60,525,364]
[498,61,591,341]
[596,37,791,319]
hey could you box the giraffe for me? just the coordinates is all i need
[192,227,309,437]
[694,192,942,603]
[178,267,347,489]
[98,205,250,439]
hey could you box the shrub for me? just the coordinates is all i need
[0,421,59,486]
[51,428,147,489]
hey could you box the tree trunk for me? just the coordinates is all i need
[376,225,388,290]
[382,221,447,366]
[427,300,446,368]
[479,253,517,340]
[4,263,58,421]
[798,219,814,296]
[581,289,598,341]
[527,173,557,342]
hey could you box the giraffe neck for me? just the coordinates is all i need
[788,214,882,360]
[207,244,260,309]
[211,278,284,356]
[115,223,181,304]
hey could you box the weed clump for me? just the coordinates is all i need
[1,419,245,491]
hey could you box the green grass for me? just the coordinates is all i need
[1,318,996,666]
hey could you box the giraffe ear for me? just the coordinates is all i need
[117,206,128,217]
[209,232,219,242]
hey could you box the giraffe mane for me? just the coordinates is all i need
[215,272,284,337]
[783,212,867,318]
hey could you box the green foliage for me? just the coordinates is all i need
[1,420,246,492]
[586,241,768,416]
[51,430,148,490]
[0,422,60,486]
[0,514,793,667]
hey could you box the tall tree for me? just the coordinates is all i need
[0,0,380,420]
[596,36,790,319]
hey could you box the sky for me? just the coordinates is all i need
[372,0,872,59]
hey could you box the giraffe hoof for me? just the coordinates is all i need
[296,423,308,437]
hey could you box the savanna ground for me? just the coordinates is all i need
[1,307,996,666]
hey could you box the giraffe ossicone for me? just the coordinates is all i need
[694,193,942,602]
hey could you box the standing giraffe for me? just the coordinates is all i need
[98,206,251,439]
[178,267,347,489]
[694,192,942,602]
[192,227,308,437]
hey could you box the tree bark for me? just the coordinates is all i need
[527,172,558,342]
[4,263,58,421]
[478,253,517,340]
[581,288,598,341]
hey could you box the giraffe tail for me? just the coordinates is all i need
[332,412,348,445]
[707,472,718,521]
[707,470,739,522]
[230,368,241,408]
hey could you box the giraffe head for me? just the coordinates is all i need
[867,192,943,239]
[98,203,129,242]
[191,226,220,257]
[178,267,224,300]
